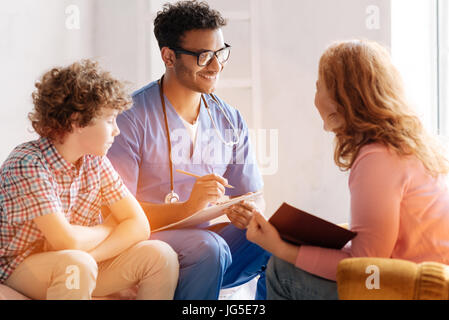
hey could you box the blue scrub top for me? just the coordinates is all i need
[107,80,264,204]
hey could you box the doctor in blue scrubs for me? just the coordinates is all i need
[107,1,271,299]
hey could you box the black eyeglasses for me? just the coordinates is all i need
[170,43,231,67]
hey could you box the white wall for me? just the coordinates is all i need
[1,0,391,225]
[0,0,94,162]
[92,0,151,91]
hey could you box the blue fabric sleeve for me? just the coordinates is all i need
[106,110,142,196]
[223,110,264,197]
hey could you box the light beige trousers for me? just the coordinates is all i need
[5,240,179,300]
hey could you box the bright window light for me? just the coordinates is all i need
[391,0,438,135]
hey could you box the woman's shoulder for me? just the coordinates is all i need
[358,142,390,155]
[348,143,411,191]
[351,143,406,176]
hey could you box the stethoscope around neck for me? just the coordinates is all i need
[158,76,240,204]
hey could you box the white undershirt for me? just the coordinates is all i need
[180,117,199,146]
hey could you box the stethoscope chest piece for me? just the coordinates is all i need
[165,190,180,204]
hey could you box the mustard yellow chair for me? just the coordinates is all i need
[336,257,449,300]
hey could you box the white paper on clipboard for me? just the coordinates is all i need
[153,191,263,232]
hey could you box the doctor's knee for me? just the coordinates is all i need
[187,231,232,271]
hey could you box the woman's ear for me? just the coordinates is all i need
[161,47,176,68]
[325,104,345,132]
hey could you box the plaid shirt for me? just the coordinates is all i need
[0,137,128,283]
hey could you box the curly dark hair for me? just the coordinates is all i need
[154,0,226,49]
[29,59,132,142]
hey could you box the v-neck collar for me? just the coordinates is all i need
[162,92,211,160]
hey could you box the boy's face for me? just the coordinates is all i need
[77,108,120,156]
[172,28,226,94]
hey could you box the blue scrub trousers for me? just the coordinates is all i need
[150,223,272,300]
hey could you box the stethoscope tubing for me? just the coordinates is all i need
[158,76,240,203]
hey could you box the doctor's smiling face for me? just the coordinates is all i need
[172,28,227,94]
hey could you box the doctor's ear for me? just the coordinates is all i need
[161,47,176,67]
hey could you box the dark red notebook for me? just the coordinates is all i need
[268,203,357,249]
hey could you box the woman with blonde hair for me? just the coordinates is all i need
[247,40,449,299]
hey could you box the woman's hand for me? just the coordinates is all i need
[247,211,301,264]
[246,211,283,255]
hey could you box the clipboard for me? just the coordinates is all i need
[269,203,357,249]
[153,191,263,232]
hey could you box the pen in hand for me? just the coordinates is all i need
[176,169,235,189]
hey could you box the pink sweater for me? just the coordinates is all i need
[296,143,449,281]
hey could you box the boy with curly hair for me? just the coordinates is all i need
[0,59,179,300]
